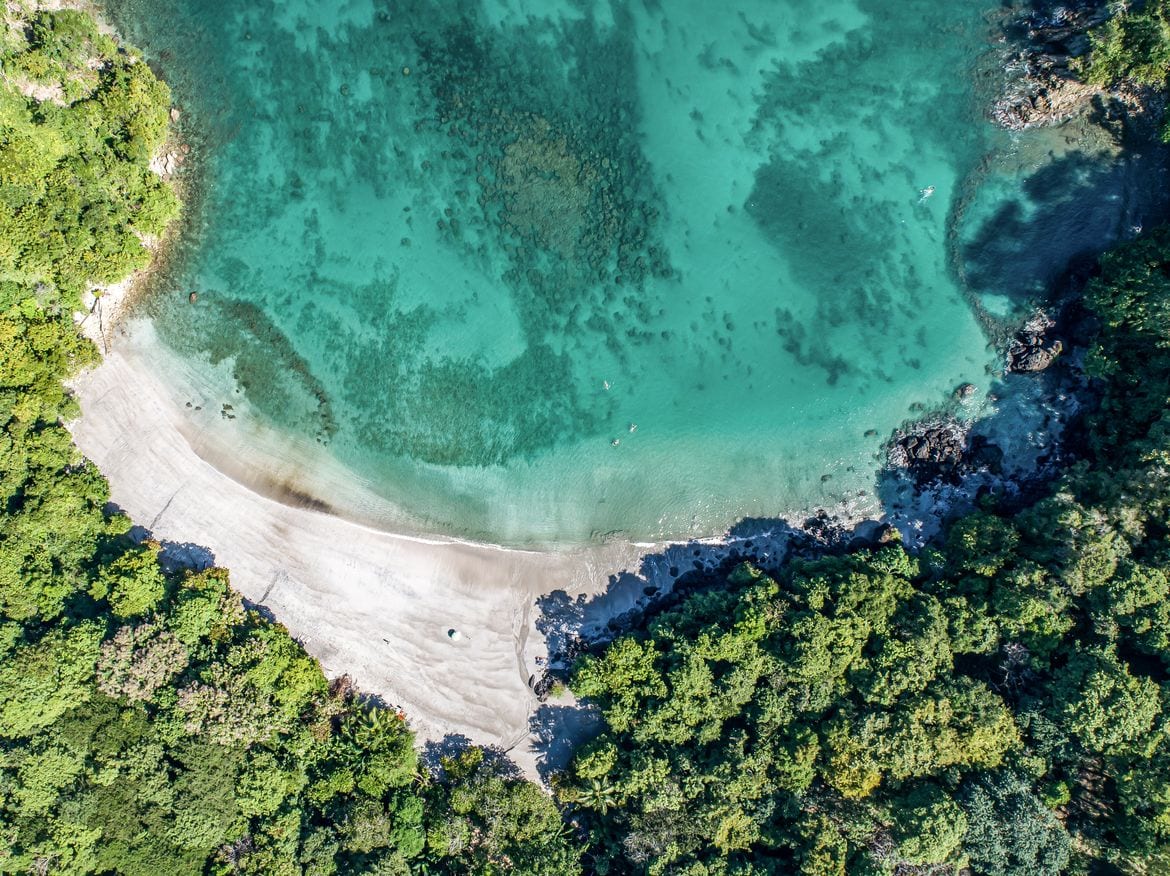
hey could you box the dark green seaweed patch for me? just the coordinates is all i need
[413,14,672,324]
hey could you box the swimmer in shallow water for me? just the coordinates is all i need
[603,380,611,391]
[918,185,936,203]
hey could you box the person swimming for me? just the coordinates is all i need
[918,185,936,203]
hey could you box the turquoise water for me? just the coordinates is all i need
[109,0,1017,545]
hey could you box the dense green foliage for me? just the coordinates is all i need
[0,8,577,874]
[1080,0,1170,88]
[8,3,1170,875]
[561,227,1170,873]
[0,4,178,311]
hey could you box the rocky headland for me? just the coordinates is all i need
[992,0,1165,134]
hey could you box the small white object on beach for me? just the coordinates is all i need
[447,628,462,641]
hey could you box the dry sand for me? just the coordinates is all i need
[75,277,134,353]
[68,321,665,778]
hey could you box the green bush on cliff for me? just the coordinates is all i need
[1080,0,1170,88]
[0,6,178,312]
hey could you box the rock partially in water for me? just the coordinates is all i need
[1010,335,1064,372]
[889,421,968,484]
[991,2,1111,131]
[888,419,1007,487]
[990,1,1165,136]
[1008,310,1064,372]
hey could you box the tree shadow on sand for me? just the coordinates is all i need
[528,513,890,780]
[122,511,287,627]
[420,733,524,780]
[120,514,218,573]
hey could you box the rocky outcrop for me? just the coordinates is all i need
[1010,335,1064,372]
[889,422,967,484]
[1008,311,1064,372]
[992,3,1112,130]
[989,1,1166,135]
[888,421,1005,486]
[150,140,190,179]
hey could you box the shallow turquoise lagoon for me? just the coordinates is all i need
[108,0,1022,545]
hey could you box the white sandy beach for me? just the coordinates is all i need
[68,320,671,778]
[70,311,1051,778]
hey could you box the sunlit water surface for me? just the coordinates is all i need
[104,0,1103,545]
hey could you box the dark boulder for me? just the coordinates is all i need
[1009,332,1064,372]
[890,422,968,485]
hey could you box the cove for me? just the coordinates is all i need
[107,0,1036,546]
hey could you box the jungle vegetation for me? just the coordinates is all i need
[1080,0,1170,101]
[5,2,1170,875]
[0,7,576,875]
[554,14,1170,872]
[557,229,1170,874]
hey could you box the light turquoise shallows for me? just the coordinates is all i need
[108,0,1016,545]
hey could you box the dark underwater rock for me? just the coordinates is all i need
[967,434,1006,472]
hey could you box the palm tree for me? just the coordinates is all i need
[562,778,620,815]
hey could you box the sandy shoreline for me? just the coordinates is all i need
[68,313,1072,780]
[67,329,678,777]
[54,6,677,777]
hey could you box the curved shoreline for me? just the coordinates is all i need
[67,334,668,776]
[60,5,881,775]
[66,317,1006,778]
[62,0,1126,783]
[72,319,899,778]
